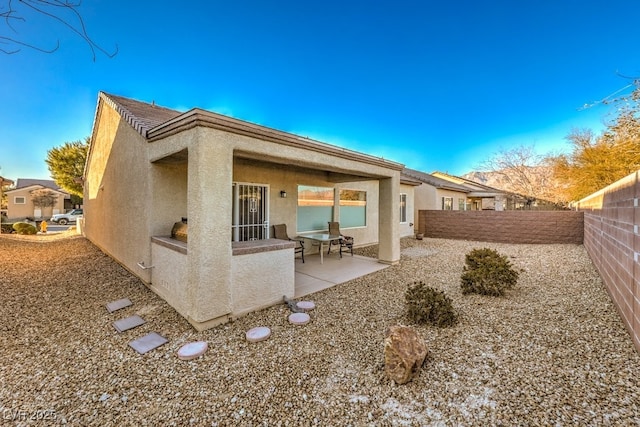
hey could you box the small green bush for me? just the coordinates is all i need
[12,222,37,235]
[405,281,458,327]
[461,248,518,296]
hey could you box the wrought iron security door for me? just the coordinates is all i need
[232,183,269,241]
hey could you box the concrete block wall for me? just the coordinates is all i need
[576,171,640,353]
[418,210,584,244]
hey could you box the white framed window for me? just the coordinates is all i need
[297,185,334,232]
[400,193,407,223]
[14,196,26,204]
[458,198,466,211]
[442,197,453,210]
[339,189,366,228]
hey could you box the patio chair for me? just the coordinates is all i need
[327,221,354,258]
[272,224,304,263]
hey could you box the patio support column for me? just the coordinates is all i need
[378,174,400,265]
[186,131,233,327]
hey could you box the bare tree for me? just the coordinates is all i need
[1,0,117,60]
[478,145,565,204]
[30,188,58,209]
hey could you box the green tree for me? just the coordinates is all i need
[46,138,89,198]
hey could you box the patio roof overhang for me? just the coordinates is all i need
[146,109,404,177]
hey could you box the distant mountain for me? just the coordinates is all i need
[462,170,512,191]
[462,166,556,197]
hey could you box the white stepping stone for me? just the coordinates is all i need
[113,315,146,333]
[246,326,271,342]
[296,301,315,311]
[177,341,208,360]
[106,298,132,313]
[129,332,168,354]
[288,312,311,325]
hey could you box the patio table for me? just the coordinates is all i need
[299,233,342,264]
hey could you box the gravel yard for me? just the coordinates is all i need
[1,232,639,426]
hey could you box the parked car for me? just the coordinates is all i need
[51,209,83,225]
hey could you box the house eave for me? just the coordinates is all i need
[146,109,405,172]
[5,185,69,195]
[468,192,506,198]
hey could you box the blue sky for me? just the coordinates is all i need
[1,0,638,182]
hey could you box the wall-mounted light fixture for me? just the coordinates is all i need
[280,190,287,198]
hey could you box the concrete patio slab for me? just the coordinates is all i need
[294,253,388,298]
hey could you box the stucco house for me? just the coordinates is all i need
[5,179,70,220]
[84,92,413,330]
[403,168,471,214]
[430,171,511,210]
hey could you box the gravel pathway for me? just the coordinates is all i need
[1,233,639,426]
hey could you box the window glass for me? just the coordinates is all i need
[442,197,453,210]
[399,193,407,223]
[339,189,366,228]
[14,196,26,204]
[458,198,466,210]
[297,186,334,232]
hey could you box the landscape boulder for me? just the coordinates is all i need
[383,325,428,384]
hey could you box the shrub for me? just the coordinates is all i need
[12,222,37,235]
[461,248,518,296]
[405,281,457,327]
[1,223,15,234]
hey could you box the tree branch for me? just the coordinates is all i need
[1,0,117,60]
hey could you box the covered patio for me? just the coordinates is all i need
[84,92,405,331]
[293,252,389,298]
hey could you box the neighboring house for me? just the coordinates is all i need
[403,168,471,214]
[430,171,512,211]
[403,168,524,232]
[5,179,70,220]
[84,92,406,330]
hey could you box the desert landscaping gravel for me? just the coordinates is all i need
[1,231,639,426]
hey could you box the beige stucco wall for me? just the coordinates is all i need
[399,183,416,238]
[413,183,468,230]
[231,247,295,317]
[6,187,66,220]
[150,243,189,317]
[83,102,155,285]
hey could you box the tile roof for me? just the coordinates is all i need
[431,171,502,192]
[95,93,405,172]
[15,179,62,191]
[100,92,183,138]
[402,168,470,192]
